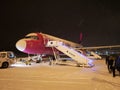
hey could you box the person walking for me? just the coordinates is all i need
[107,55,115,73]
[112,55,120,77]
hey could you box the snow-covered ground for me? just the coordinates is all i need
[0,59,120,90]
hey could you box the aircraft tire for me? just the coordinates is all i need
[36,60,41,63]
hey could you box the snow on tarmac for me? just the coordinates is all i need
[0,59,120,90]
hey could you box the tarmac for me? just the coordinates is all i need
[0,59,120,90]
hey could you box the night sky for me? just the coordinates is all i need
[0,0,120,52]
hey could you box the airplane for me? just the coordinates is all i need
[16,32,82,54]
[16,32,95,67]
[15,32,120,67]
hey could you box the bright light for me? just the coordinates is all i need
[88,59,94,67]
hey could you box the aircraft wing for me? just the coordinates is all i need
[41,32,82,48]
[76,45,120,50]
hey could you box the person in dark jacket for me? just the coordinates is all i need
[107,55,115,73]
[112,55,120,77]
[105,55,110,65]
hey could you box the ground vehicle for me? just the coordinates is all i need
[0,51,16,68]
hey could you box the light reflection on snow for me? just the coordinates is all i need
[11,62,30,67]
[88,59,94,67]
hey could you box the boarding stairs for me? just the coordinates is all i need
[46,41,93,67]
[90,51,102,59]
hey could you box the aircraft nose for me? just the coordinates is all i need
[16,39,26,51]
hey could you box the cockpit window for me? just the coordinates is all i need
[25,36,39,40]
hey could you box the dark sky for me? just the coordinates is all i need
[0,0,120,52]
